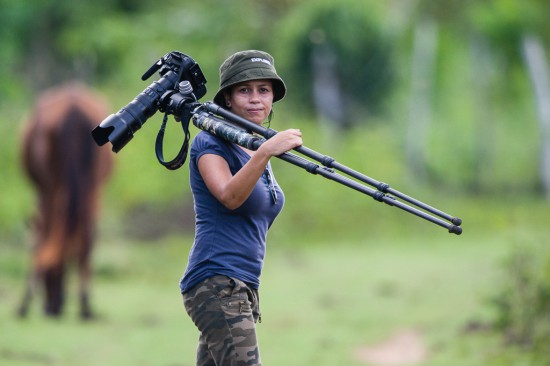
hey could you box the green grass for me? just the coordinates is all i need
[1,200,549,366]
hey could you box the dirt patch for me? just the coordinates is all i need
[353,328,428,366]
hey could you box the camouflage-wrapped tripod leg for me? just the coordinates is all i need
[182,275,261,366]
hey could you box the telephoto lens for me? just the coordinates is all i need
[91,71,178,152]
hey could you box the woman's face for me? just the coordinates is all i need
[225,79,273,124]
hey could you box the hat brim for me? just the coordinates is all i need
[213,77,286,107]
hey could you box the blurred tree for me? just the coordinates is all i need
[405,16,438,182]
[522,34,550,199]
[404,0,478,183]
[0,0,35,97]
[471,0,550,198]
[0,0,153,94]
[400,0,550,196]
[276,0,395,130]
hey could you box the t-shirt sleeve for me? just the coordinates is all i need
[191,131,231,166]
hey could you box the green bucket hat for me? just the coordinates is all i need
[213,50,287,106]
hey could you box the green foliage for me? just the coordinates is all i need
[275,0,395,123]
[0,1,549,239]
[0,99,34,234]
[467,0,550,66]
[425,28,541,193]
[489,244,550,355]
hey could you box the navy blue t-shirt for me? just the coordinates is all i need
[179,131,284,293]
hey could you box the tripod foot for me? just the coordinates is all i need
[448,225,462,235]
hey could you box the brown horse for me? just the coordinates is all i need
[18,82,113,319]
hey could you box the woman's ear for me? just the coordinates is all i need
[224,91,231,108]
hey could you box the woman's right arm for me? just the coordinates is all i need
[198,129,302,210]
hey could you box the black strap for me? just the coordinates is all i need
[155,111,191,170]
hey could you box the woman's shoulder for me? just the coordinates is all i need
[193,130,224,146]
[191,131,231,156]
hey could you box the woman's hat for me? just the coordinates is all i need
[213,50,286,106]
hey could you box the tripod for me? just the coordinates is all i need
[192,102,462,235]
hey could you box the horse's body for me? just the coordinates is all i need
[18,82,113,319]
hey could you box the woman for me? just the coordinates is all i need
[180,50,303,365]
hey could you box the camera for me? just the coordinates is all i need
[92,51,207,153]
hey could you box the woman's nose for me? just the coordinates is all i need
[249,89,261,101]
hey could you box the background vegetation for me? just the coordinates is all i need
[1,0,550,365]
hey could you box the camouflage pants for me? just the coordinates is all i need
[182,275,262,366]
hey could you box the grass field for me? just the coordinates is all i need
[1,197,549,365]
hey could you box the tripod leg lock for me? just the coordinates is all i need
[372,191,386,202]
[376,182,390,193]
[320,155,335,167]
[305,162,320,174]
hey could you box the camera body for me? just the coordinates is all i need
[92,51,206,153]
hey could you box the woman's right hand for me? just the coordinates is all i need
[257,129,303,158]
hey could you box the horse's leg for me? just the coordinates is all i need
[40,196,67,318]
[43,265,65,317]
[78,228,94,320]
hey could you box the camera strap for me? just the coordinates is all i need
[155,111,191,170]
